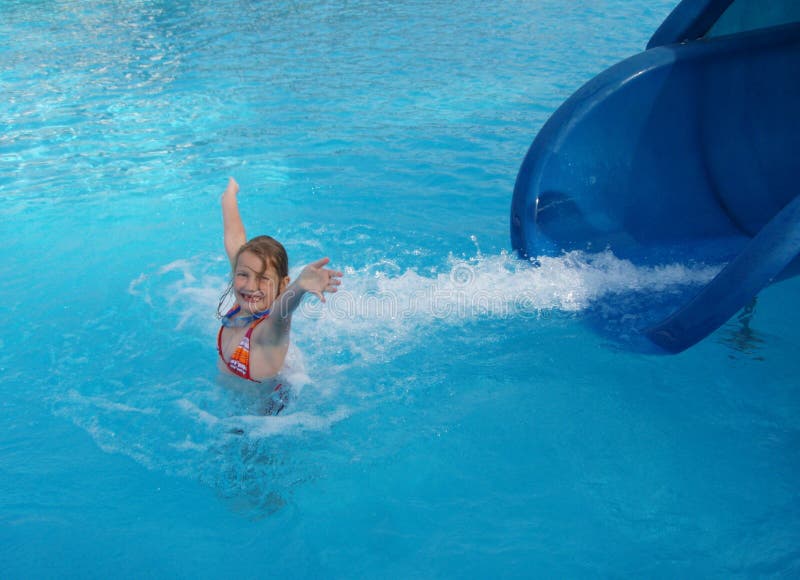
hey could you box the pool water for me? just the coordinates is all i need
[2,1,800,577]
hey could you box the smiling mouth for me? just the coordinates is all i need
[239,293,263,302]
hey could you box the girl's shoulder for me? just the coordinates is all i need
[250,310,290,346]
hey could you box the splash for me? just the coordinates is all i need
[308,249,720,322]
[71,246,722,512]
[148,249,718,324]
[141,248,722,362]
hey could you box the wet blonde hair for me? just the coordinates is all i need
[217,235,289,317]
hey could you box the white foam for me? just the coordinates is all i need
[285,249,719,361]
[53,409,158,471]
[170,436,208,452]
[140,257,230,334]
[176,398,221,427]
[127,273,152,305]
[63,388,159,415]
[139,248,721,366]
[297,249,720,324]
[221,406,351,438]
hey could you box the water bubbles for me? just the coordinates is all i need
[450,263,475,286]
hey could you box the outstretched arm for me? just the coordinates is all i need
[275,258,343,317]
[258,258,343,346]
[221,177,246,267]
[252,258,342,354]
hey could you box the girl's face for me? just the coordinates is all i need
[233,250,288,313]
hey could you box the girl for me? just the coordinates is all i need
[217,177,342,411]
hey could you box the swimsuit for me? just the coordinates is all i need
[218,306,288,415]
[217,305,270,382]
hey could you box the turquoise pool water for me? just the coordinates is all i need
[2,0,800,577]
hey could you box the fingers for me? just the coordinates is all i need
[319,269,342,299]
[324,269,342,291]
[302,259,343,300]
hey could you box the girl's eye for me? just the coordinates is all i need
[236,272,247,278]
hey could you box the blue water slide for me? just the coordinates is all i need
[510,0,800,353]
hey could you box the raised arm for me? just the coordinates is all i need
[221,177,246,267]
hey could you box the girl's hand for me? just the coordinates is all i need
[297,257,343,302]
[222,176,239,199]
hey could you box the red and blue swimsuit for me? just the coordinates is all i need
[218,306,288,414]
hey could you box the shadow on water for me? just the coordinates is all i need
[716,297,766,361]
[579,290,767,359]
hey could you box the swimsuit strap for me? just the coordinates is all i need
[243,315,267,339]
